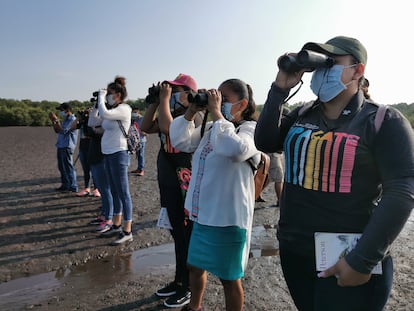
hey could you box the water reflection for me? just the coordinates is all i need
[0,225,278,310]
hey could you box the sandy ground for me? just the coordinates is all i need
[0,126,412,311]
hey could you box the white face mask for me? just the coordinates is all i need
[106,94,116,106]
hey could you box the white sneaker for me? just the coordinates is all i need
[111,231,133,245]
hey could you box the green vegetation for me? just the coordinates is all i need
[0,97,413,127]
[0,98,146,126]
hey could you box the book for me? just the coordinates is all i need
[314,232,382,275]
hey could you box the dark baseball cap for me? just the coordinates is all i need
[56,102,72,111]
[302,36,367,65]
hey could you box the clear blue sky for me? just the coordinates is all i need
[1,0,413,107]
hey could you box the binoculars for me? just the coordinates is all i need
[187,93,209,107]
[278,50,335,73]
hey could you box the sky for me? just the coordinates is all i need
[1,0,413,107]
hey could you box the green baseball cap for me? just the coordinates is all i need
[302,36,367,65]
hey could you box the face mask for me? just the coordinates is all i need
[310,64,356,102]
[59,111,66,117]
[169,92,182,110]
[106,94,116,106]
[132,112,138,118]
[221,101,239,121]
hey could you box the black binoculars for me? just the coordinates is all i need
[187,92,209,107]
[278,50,335,73]
[145,85,161,104]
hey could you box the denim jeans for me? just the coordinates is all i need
[57,147,78,191]
[104,151,133,222]
[90,161,113,221]
[279,247,393,311]
[135,141,146,170]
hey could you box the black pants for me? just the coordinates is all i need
[157,150,193,288]
[279,247,393,311]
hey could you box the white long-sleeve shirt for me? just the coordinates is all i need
[97,96,131,155]
[170,116,260,230]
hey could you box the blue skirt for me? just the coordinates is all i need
[187,222,247,280]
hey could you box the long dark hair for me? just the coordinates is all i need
[220,78,256,121]
[107,76,128,101]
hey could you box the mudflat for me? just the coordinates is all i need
[0,127,412,310]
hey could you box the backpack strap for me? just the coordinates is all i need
[374,105,387,134]
[117,120,128,138]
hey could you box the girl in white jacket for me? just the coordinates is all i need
[170,78,260,311]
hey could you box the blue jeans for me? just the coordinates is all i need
[90,161,113,221]
[104,151,133,222]
[57,147,78,191]
[135,141,146,170]
[279,247,393,311]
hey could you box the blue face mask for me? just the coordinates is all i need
[59,111,66,117]
[221,101,239,121]
[169,92,182,110]
[310,64,356,102]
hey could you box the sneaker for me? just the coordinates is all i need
[99,226,122,238]
[55,186,69,192]
[156,282,177,297]
[96,222,112,233]
[76,188,90,197]
[92,188,101,197]
[164,288,191,308]
[89,217,104,225]
[111,231,133,245]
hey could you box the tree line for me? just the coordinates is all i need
[0,98,147,126]
[0,97,414,127]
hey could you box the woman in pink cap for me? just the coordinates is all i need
[141,74,203,309]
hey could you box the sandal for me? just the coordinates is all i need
[92,188,101,197]
[76,188,90,197]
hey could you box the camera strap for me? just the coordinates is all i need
[283,79,304,104]
[200,111,209,138]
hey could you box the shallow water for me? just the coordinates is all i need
[0,225,278,310]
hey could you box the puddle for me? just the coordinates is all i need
[0,225,278,309]
[250,224,279,258]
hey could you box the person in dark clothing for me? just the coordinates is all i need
[141,74,203,309]
[75,108,100,198]
[255,36,414,311]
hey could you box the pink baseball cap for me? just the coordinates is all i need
[166,73,197,92]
